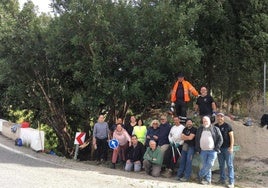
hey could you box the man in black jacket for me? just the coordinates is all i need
[195,116,223,185]
[125,135,145,172]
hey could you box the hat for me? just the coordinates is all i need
[177,73,184,78]
[217,112,225,117]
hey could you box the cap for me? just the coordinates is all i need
[177,73,184,78]
[217,112,225,117]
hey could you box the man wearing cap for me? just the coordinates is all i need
[215,113,235,188]
[170,73,199,124]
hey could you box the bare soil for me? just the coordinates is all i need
[226,116,268,188]
[82,116,268,188]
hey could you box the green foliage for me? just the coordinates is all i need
[42,124,59,153]
[0,0,267,156]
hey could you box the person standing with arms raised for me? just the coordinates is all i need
[171,73,199,124]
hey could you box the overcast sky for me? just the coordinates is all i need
[18,0,52,14]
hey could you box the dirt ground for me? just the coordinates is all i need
[81,116,268,188]
[225,116,268,188]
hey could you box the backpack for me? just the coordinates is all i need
[261,114,268,127]
[15,138,23,146]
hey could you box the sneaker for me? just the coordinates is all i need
[162,169,173,178]
[197,175,202,184]
[227,184,234,188]
[179,177,189,182]
[216,179,226,185]
[201,180,211,185]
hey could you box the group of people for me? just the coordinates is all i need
[91,73,235,188]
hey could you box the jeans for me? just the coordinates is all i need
[177,146,195,179]
[125,160,142,172]
[199,150,217,182]
[218,147,235,184]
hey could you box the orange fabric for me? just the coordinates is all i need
[171,80,198,102]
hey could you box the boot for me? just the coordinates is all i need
[110,163,116,169]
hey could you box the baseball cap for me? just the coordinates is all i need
[177,73,184,78]
[217,112,225,117]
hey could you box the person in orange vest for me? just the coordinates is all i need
[170,73,199,124]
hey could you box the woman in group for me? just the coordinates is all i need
[111,123,131,169]
[145,119,160,147]
[125,115,137,136]
[132,118,147,145]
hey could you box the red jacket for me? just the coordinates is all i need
[171,80,198,102]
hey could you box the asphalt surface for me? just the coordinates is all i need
[0,134,224,188]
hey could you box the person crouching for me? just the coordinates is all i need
[125,134,145,172]
[143,140,163,177]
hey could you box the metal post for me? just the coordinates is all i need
[264,62,266,114]
[74,144,79,160]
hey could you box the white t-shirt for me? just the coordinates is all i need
[168,124,185,145]
[200,129,214,150]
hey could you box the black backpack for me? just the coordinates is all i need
[261,114,268,127]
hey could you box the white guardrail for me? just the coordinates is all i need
[0,120,44,152]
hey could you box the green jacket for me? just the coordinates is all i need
[143,146,163,166]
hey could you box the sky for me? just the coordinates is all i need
[18,0,52,14]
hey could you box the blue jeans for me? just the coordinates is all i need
[218,147,235,184]
[199,150,217,182]
[177,146,195,179]
[125,160,142,172]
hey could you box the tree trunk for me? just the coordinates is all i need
[45,104,73,158]
[36,77,73,158]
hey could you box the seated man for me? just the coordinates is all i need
[143,140,163,177]
[125,135,145,172]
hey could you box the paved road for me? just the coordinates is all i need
[0,134,223,188]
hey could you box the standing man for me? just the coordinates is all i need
[215,113,235,188]
[195,116,223,185]
[162,116,184,178]
[93,115,110,165]
[177,118,197,182]
[171,73,199,124]
[195,86,217,122]
[158,115,171,154]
